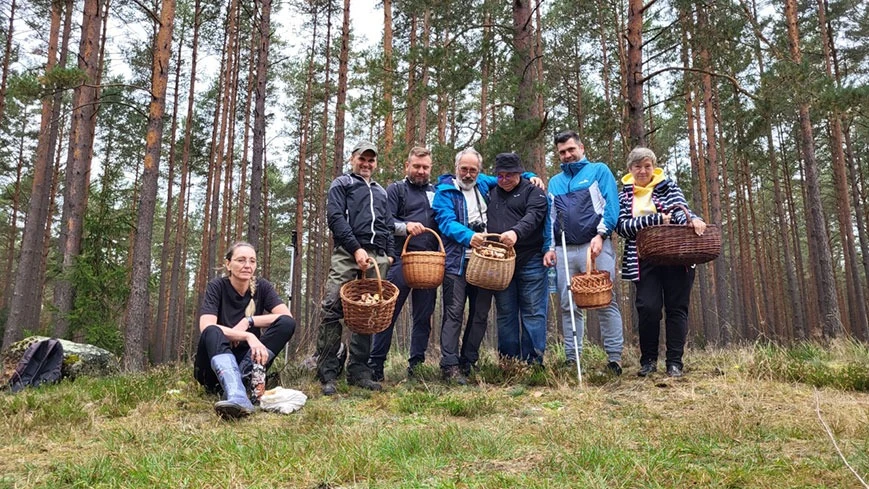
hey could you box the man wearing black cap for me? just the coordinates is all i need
[487,153,551,364]
[316,141,396,395]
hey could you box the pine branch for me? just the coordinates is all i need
[639,66,757,100]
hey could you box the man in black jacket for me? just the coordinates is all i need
[487,153,551,364]
[317,141,396,396]
[368,146,439,381]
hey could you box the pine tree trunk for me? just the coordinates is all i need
[697,7,729,344]
[247,0,270,248]
[124,0,176,372]
[293,6,319,325]
[236,26,257,239]
[383,0,394,156]
[154,23,186,364]
[404,12,418,149]
[168,0,200,362]
[512,0,539,163]
[626,0,645,148]
[0,0,16,125]
[480,8,490,146]
[784,0,844,338]
[332,0,351,178]
[2,119,24,311]
[52,0,103,339]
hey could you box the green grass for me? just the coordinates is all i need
[1,343,868,488]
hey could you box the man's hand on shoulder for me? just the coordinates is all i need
[529,176,546,190]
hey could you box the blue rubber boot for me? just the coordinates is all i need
[211,353,254,419]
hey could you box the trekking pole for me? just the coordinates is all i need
[560,230,583,388]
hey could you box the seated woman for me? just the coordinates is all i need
[194,241,296,418]
[615,148,706,378]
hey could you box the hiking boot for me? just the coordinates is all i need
[321,381,337,396]
[637,363,657,377]
[606,361,623,376]
[666,364,684,378]
[349,378,383,391]
[442,365,468,385]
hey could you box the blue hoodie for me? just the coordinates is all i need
[547,157,619,246]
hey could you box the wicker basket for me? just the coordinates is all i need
[401,227,446,289]
[636,204,721,266]
[465,234,515,291]
[340,259,399,335]
[570,247,613,309]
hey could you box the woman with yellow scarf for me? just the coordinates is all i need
[615,148,706,378]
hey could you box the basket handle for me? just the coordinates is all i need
[401,227,445,255]
[585,246,598,276]
[662,204,692,225]
[478,232,513,249]
[365,257,384,298]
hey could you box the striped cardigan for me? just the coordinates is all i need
[615,178,701,281]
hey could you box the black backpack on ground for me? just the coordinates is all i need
[8,338,64,393]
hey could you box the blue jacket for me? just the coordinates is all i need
[432,174,497,275]
[548,157,619,246]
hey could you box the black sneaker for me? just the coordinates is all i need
[321,381,337,396]
[637,363,657,377]
[606,361,623,376]
[407,363,420,379]
[442,365,468,385]
[349,378,383,391]
[666,364,683,378]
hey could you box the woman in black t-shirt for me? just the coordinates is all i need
[193,241,296,418]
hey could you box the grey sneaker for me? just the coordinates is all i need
[637,363,657,377]
[666,364,684,378]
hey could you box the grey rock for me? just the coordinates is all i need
[6,336,120,380]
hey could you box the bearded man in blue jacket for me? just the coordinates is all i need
[542,130,624,375]
[432,148,543,384]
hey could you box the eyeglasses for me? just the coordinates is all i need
[458,167,480,176]
[496,173,520,180]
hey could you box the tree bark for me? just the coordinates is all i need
[783,0,844,338]
[124,0,176,372]
[332,0,351,178]
[248,0,271,248]
[626,0,645,148]
[0,0,16,125]
[52,0,104,339]
[383,0,394,156]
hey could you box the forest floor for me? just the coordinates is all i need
[1,342,868,488]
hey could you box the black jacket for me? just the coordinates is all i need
[387,178,439,255]
[487,178,549,268]
[327,172,396,259]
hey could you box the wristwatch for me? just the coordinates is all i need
[597,231,609,240]
[247,316,255,329]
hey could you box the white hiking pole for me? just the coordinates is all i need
[560,230,583,388]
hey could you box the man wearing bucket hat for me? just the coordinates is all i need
[432,148,544,384]
[543,130,624,375]
[316,141,396,396]
[367,146,439,382]
[487,153,551,364]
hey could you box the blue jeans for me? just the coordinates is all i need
[369,258,436,369]
[494,255,548,363]
[555,239,623,363]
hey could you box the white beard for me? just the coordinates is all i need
[457,178,476,191]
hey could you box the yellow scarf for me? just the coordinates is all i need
[622,168,665,217]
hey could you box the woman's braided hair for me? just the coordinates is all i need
[224,241,257,316]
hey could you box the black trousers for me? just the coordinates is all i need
[193,315,296,392]
[634,260,695,368]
